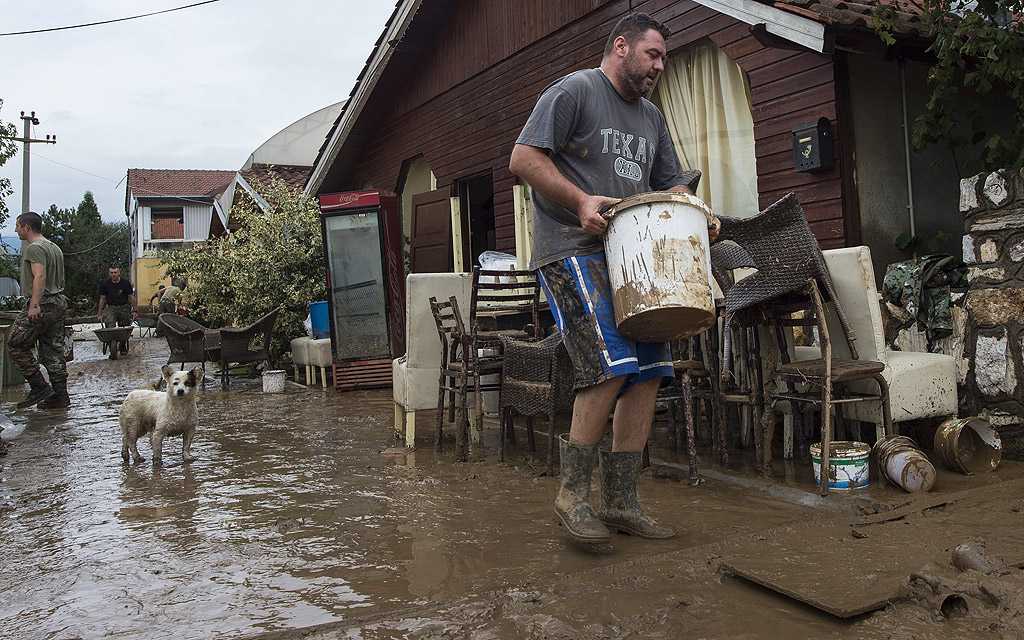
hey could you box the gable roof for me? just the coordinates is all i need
[127,169,236,200]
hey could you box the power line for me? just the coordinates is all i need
[0,1,221,37]
[33,153,235,208]
[62,229,124,256]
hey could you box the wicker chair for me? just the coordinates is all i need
[159,314,220,371]
[720,193,892,494]
[498,332,575,475]
[216,307,281,385]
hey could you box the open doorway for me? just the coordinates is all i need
[457,173,494,270]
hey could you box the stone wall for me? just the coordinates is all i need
[959,168,1024,454]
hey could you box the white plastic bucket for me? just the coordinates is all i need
[262,370,287,393]
[810,441,870,491]
[603,192,716,341]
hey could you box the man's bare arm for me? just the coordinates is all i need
[29,262,46,321]
[509,144,619,236]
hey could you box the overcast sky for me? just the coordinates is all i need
[0,0,397,234]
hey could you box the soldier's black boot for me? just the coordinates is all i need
[39,380,71,409]
[17,371,54,408]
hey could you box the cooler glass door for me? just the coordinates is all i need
[323,211,390,359]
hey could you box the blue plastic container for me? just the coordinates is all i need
[309,301,330,339]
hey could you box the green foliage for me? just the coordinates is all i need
[0,98,18,227]
[158,175,326,364]
[42,192,130,315]
[874,0,1024,172]
[895,229,954,253]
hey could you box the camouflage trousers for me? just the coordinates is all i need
[7,294,68,386]
[102,303,132,328]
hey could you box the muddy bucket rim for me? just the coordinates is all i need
[601,191,715,226]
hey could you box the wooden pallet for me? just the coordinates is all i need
[333,358,392,391]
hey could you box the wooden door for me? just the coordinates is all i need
[410,189,453,273]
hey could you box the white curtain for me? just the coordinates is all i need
[183,205,213,240]
[651,41,759,219]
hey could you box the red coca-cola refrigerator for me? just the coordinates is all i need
[318,190,405,389]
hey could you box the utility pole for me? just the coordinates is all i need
[17,111,56,214]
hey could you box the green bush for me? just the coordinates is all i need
[159,175,326,364]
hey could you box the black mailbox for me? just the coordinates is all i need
[792,117,834,172]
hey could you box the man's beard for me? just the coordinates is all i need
[618,52,658,99]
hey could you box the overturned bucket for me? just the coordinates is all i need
[873,435,936,493]
[602,192,716,342]
[809,441,871,491]
[934,417,1001,474]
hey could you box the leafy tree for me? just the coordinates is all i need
[0,98,18,228]
[158,175,326,364]
[874,0,1024,172]
[41,193,130,314]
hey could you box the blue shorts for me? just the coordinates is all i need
[538,252,673,391]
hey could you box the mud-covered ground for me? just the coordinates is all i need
[0,333,1021,639]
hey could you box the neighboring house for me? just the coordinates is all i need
[124,101,344,301]
[304,0,1012,281]
[125,169,236,304]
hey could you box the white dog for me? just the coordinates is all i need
[120,365,202,464]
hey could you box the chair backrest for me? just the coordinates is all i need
[721,193,858,358]
[819,246,888,364]
[403,273,473,366]
[429,295,467,365]
[470,266,541,341]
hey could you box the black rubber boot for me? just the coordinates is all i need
[553,434,611,544]
[598,449,677,539]
[39,380,71,409]
[17,371,54,409]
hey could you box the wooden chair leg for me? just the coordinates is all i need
[525,416,536,451]
[666,397,678,452]
[456,374,469,461]
[436,371,446,453]
[834,401,848,441]
[546,416,556,477]
[498,406,508,462]
[682,376,697,480]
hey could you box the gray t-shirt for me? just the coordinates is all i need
[516,68,700,269]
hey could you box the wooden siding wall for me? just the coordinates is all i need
[335,0,847,253]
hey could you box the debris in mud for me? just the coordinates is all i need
[951,538,1008,576]
[379,447,408,456]
[851,528,870,539]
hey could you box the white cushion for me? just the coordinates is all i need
[846,350,958,423]
[290,336,312,365]
[308,338,333,367]
[394,272,473,411]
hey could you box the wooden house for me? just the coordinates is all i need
[305,0,984,278]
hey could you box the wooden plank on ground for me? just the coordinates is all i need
[721,478,1024,618]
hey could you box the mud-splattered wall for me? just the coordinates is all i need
[959,168,1024,457]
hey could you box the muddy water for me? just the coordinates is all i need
[5,334,997,639]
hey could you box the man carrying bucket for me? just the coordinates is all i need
[510,12,720,545]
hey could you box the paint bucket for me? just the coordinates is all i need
[809,440,870,491]
[933,416,1001,474]
[602,192,716,341]
[262,369,287,393]
[873,435,936,493]
[309,301,330,339]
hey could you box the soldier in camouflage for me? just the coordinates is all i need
[7,211,70,409]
